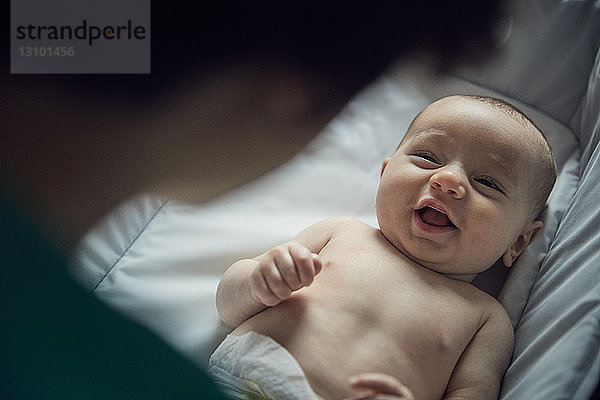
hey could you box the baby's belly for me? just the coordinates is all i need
[232,284,461,400]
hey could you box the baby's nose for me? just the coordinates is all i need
[429,167,466,199]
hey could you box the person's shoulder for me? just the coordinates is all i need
[459,285,513,335]
[301,216,376,241]
[479,293,514,342]
[315,216,374,232]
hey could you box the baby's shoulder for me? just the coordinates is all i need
[453,283,512,329]
[312,216,375,234]
[474,290,514,337]
[294,217,374,250]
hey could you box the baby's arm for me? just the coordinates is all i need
[216,217,342,328]
[443,302,514,400]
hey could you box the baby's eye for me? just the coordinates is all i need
[413,151,439,164]
[475,177,503,193]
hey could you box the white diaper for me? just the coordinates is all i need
[208,332,320,400]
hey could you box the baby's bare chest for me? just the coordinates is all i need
[302,233,486,348]
[268,233,490,399]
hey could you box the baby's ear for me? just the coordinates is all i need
[502,220,543,267]
[380,157,391,177]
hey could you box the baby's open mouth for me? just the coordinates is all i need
[417,206,456,228]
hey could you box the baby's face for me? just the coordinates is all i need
[376,96,540,278]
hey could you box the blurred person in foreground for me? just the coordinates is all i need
[1,1,506,399]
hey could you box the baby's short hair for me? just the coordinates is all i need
[463,95,557,221]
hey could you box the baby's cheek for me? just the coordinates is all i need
[466,222,507,254]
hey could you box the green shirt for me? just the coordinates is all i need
[0,192,228,399]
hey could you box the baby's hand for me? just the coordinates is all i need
[344,373,415,400]
[250,241,323,307]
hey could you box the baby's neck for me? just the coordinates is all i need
[378,229,476,283]
[443,272,476,283]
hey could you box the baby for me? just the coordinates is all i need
[211,95,557,400]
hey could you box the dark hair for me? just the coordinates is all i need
[3,1,505,103]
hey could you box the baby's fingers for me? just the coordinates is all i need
[343,395,405,400]
[312,253,323,275]
[271,245,302,291]
[250,242,322,308]
[289,242,322,287]
[250,261,291,306]
[348,374,414,400]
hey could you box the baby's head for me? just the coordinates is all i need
[376,95,557,281]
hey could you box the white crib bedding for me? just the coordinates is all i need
[71,1,600,399]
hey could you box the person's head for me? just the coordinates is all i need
[375,95,557,281]
[2,2,506,247]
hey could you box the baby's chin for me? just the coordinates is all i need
[422,257,496,282]
[441,272,478,283]
[397,245,487,280]
[380,227,491,278]
[418,262,480,282]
